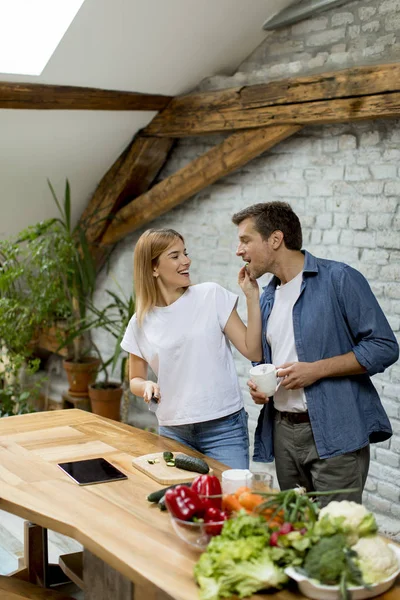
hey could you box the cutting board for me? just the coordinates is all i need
[131,452,213,485]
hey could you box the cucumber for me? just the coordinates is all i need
[163,451,174,462]
[147,482,186,503]
[174,454,209,474]
[158,495,167,511]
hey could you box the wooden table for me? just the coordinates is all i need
[0,410,398,600]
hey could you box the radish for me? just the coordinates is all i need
[278,522,294,535]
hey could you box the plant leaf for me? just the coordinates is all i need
[64,179,71,233]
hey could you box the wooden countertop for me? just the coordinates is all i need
[0,410,398,600]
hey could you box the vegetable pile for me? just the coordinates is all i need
[191,491,399,600]
[149,470,399,600]
[194,513,288,600]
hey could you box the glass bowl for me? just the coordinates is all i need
[169,514,227,551]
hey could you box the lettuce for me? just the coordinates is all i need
[194,514,286,600]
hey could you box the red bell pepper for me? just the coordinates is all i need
[191,474,222,510]
[164,485,205,521]
[204,507,228,536]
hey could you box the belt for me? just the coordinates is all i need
[278,411,310,424]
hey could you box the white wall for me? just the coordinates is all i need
[94,0,400,537]
[0,0,295,238]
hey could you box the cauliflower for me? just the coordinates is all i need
[316,501,377,544]
[353,536,399,585]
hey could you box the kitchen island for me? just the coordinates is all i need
[0,409,398,600]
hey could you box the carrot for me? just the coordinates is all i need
[222,493,242,514]
[238,492,264,512]
[267,519,284,529]
[234,486,251,498]
[259,508,275,518]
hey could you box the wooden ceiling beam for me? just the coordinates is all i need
[144,62,400,136]
[79,135,174,252]
[0,82,172,111]
[101,125,301,245]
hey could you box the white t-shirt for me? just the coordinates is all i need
[266,271,307,413]
[121,282,243,426]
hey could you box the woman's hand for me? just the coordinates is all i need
[143,381,161,403]
[238,265,259,299]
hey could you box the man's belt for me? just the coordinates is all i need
[278,411,310,424]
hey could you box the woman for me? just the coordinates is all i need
[121,228,262,468]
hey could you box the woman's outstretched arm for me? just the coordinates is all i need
[224,266,262,362]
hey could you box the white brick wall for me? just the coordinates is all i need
[94,0,400,534]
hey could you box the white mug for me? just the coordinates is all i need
[249,363,282,396]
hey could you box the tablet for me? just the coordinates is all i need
[58,457,128,486]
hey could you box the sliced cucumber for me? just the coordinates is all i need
[166,460,176,467]
[174,454,209,474]
[163,451,174,462]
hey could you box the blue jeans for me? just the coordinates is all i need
[159,408,249,469]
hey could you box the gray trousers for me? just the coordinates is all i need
[273,412,370,507]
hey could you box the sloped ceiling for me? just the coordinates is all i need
[0,0,296,239]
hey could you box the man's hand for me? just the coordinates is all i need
[247,379,269,405]
[277,362,319,390]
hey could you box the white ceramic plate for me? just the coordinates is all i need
[285,543,400,600]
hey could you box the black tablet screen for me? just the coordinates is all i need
[58,457,128,485]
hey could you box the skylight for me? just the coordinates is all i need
[0,0,85,76]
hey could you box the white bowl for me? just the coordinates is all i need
[285,543,400,600]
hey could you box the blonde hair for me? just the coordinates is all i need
[134,228,184,325]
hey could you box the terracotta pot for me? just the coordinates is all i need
[63,357,100,397]
[88,383,123,421]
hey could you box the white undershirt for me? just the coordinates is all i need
[266,271,307,413]
[121,282,243,426]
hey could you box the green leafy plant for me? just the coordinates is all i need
[0,179,99,364]
[47,179,99,362]
[0,219,71,359]
[88,285,135,387]
[0,178,102,413]
[0,355,43,416]
[0,195,76,408]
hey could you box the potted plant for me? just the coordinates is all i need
[0,217,72,413]
[0,179,103,399]
[0,219,70,353]
[86,288,135,421]
[0,353,43,417]
[46,180,101,396]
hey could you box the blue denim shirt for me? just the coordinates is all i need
[253,251,399,463]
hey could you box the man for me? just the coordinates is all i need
[232,201,399,503]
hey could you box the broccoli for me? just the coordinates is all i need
[303,533,348,585]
